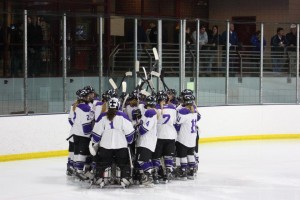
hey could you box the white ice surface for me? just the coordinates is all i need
[1,140,300,200]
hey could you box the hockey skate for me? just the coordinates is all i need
[66,165,75,176]
[75,168,94,182]
[160,168,173,184]
[152,169,160,184]
[187,168,194,180]
[120,177,132,188]
[140,172,154,186]
[174,168,187,181]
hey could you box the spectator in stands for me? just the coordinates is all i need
[286,24,297,74]
[286,24,297,50]
[27,16,43,77]
[221,23,239,50]
[174,23,180,44]
[186,26,193,48]
[191,25,208,49]
[271,27,288,73]
[149,22,157,47]
[221,23,239,75]
[250,30,266,51]
[204,25,221,74]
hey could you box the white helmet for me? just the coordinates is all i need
[108,97,119,109]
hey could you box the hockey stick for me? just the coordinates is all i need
[127,147,134,177]
[121,94,129,111]
[142,66,156,95]
[159,69,169,91]
[118,71,133,89]
[119,81,128,111]
[109,78,118,90]
[140,89,151,97]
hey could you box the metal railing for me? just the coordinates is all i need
[0,12,300,116]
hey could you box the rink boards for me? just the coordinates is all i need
[1,105,300,161]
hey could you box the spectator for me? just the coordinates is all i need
[286,24,297,50]
[286,24,297,74]
[191,25,208,49]
[271,27,288,73]
[186,27,193,48]
[250,30,266,51]
[174,23,180,44]
[204,25,221,73]
[221,23,239,50]
[27,16,43,77]
[149,22,157,46]
[221,23,239,74]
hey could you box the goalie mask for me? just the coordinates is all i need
[108,97,120,109]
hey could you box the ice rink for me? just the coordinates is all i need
[1,140,300,200]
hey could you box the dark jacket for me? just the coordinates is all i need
[270,34,287,52]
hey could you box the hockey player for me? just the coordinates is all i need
[71,89,95,180]
[135,95,158,185]
[175,94,201,180]
[89,97,135,188]
[152,91,177,183]
[66,89,82,176]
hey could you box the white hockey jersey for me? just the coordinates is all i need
[175,107,200,148]
[70,103,94,138]
[156,104,177,140]
[136,108,158,152]
[91,111,135,149]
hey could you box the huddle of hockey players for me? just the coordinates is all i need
[66,84,201,188]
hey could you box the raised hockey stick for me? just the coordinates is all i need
[159,69,169,91]
[142,67,156,95]
[140,89,151,97]
[118,71,133,89]
[153,47,159,61]
[109,78,118,90]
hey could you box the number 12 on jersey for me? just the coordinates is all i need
[191,119,197,133]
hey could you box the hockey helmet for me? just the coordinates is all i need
[76,89,82,98]
[167,89,177,96]
[145,95,157,107]
[128,90,139,101]
[181,89,193,96]
[83,85,95,93]
[108,97,120,109]
[157,90,168,102]
[183,94,195,105]
[79,89,89,99]
[106,89,118,98]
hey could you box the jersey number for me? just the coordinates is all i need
[191,119,197,133]
[162,114,171,124]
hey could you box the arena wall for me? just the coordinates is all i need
[1,105,300,161]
